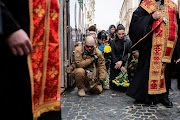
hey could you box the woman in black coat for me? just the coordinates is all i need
[110,25,132,90]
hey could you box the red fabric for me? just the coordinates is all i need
[141,0,178,94]
[150,80,158,89]
[165,47,172,56]
[168,6,176,41]
[160,78,165,88]
[28,0,61,119]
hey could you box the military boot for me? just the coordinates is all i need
[92,84,103,94]
[78,88,86,97]
[96,85,103,94]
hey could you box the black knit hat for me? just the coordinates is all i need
[117,24,125,31]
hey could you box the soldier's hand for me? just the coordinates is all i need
[6,29,33,56]
[92,55,98,62]
[94,55,98,60]
[152,11,161,20]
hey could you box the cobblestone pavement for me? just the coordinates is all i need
[61,79,180,120]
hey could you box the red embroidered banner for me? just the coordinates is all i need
[140,0,157,14]
[140,0,178,94]
[28,0,61,119]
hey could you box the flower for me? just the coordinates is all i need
[112,55,131,87]
[104,45,111,53]
[112,71,130,87]
[98,44,105,52]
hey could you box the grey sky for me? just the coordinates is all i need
[94,0,124,30]
[94,0,178,30]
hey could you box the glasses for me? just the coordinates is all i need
[85,45,94,49]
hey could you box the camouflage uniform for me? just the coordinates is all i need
[71,46,106,94]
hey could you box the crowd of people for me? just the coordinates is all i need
[68,23,134,94]
[68,0,180,109]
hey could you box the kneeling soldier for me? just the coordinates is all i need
[71,36,106,96]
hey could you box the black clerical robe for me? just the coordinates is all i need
[0,0,32,120]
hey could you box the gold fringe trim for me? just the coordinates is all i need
[57,2,61,102]
[33,103,61,120]
[148,89,167,95]
[40,0,51,104]
[28,0,35,112]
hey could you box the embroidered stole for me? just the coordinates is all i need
[28,0,61,119]
[140,0,178,94]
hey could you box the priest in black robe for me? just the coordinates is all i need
[126,0,180,108]
[0,1,33,119]
[0,0,61,120]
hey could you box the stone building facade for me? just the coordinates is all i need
[119,0,141,34]
[84,0,95,27]
[119,0,178,34]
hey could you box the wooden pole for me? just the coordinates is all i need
[63,0,68,88]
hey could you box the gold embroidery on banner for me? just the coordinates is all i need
[148,0,178,94]
[29,0,61,119]
[162,0,178,62]
[51,9,58,21]
[40,0,51,104]
[148,0,167,95]
[28,0,35,113]
[167,41,174,48]
[140,0,157,14]
[161,0,170,63]
[49,67,58,78]
[166,1,177,10]
[57,0,61,102]
[34,5,45,17]
[34,70,42,82]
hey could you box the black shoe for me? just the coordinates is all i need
[149,101,157,106]
[134,100,156,106]
[178,84,180,90]
[144,101,157,106]
[134,100,144,104]
[160,98,173,108]
[178,86,180,90]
